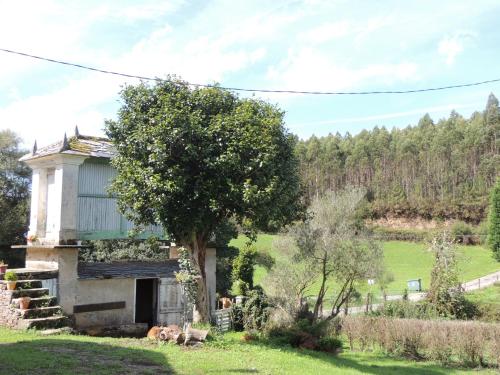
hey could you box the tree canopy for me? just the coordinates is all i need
[105,78,303,321]
[0,130,30,251]
[296,94,500,222]
[488,178,500,260]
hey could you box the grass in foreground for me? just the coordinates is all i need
[0,327,496,374]
[230,235,500,296]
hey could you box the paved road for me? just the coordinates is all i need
[326,270,500,317]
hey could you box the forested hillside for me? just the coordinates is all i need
[296,94,500,222]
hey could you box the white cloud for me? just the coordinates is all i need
[438,32,477,65]
[300,21,350,44]
[267,47,418,92]
[438,37,464,65]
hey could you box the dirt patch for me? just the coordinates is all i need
[368,216,454,230]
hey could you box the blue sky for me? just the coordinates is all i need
[1,0,500,147]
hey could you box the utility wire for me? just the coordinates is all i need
[1,47,500,95]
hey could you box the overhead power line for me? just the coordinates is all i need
[1,47,500,95]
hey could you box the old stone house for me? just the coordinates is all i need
[0,129,216,331]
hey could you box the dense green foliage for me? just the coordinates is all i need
[488,178,500,260]
[79,237,167,262]
[232,245,257,294]
[215,245,239,297]
[296,94,500,222]
[0,130,30,267]
[106,78,303,320]
[106,78,303,243]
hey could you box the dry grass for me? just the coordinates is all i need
[341,316,500,368]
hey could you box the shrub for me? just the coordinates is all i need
[341,316,499,368]
[232,245,257,291]
[373,300,439,320]
[4,270,17,281]
[451,221,473,243]
[317,336,343,353]
[216,245,239,297]
[370,226,431,242]
[234,280,249,296]
[241,286,271,331]
[231,303,244,332]
[265,317,342,353]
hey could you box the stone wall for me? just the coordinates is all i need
[0,284,21,328]
[73,278,135,328]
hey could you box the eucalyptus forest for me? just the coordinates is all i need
[296,93,500,222]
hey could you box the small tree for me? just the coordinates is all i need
[488,178,500,261]
[267,188,384,322]
[426,232,474,318]
[106,78,303,322]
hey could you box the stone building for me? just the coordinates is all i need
[0,129,216,331]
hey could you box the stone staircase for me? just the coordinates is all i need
[0,277,71,330]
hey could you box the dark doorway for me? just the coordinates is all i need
[135,279,157,327]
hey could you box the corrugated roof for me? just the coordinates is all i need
[20,132,115,162]
[77,260,180,280]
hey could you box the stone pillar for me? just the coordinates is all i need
[205,247,217,314]
[28,168,47,239]
[56,247,79,316]
[53,160,82,243]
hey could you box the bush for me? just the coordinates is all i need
[341,316,500,368]
[265,317,342,353]
[232,245,257,291]
[4,270,17,281]
[231,303,244,332]
[370,226,431,242]
[373,300,440,320]
[241,286,271,331]
[451,221,473,243]
[317,336,343,353]
[216,246,239,297]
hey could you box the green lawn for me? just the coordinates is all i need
[230,235,500,297]
[0,327,495,374]
[466,282,500,306]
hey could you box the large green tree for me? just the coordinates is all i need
[488,178,500,260]
[0,130,30,259]
[106,79,303,321]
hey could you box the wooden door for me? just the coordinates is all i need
[157,278,184,326]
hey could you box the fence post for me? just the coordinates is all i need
[478,278,481,289]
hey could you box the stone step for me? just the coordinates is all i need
[18,306,62,319]
[17,315,70,330]
[11,288,49,298]
[28,296,57,308]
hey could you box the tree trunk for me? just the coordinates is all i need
[186,232,211,323]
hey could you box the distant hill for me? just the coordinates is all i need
[296,94,500,223]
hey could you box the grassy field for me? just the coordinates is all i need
[0,327,496,374]
[466,282,500,306]
[229,234,500,297]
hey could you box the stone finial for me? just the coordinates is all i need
[32,140,37,155]
[75,125,80,138]
[60,133,70,151]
